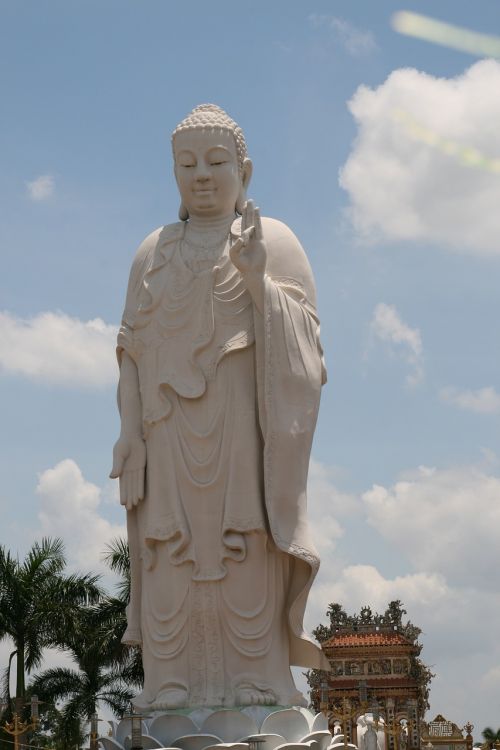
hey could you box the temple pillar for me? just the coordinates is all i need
[386,699,396,750]
[351,717,358,747]
[407,698,419,750]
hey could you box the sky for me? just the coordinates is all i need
[1,0,500,737]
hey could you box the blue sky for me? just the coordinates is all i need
[1,0,500,734]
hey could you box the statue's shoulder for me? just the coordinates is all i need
[134,222,184,263]
[231,215,309,264]
[260,217,317,304]
[260,215,299,242]
[129,222,183,277]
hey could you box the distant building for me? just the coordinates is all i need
[308,603,433,750]
[420,715,470,750]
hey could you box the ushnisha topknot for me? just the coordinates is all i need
[172,104,248,171]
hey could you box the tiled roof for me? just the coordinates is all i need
[323,631,412,648]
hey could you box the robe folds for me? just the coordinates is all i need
[117,216,329,709]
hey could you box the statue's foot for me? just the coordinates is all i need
[153,687,188,710]
[236,685,277,706]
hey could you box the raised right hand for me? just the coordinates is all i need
[110,435,146,510]
[229,199,267,277]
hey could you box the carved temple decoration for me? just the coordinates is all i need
[420,715,469,750]
[312,624,423,749]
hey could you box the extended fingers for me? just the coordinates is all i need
[120,470,144,509]
[119,474,128,506]
[230,228,254,260]
[254,207,263,241]
[241,201,247,233]
[241,227,255,245]
[241,200,263,242]
[246,199,255,230]
[137,468,145,502]
[110,445,125,479]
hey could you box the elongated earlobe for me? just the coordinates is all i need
[179,203,189,221]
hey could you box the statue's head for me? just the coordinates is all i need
[171,104,252,220]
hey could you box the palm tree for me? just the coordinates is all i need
[98,538,143,688]
[482,728,500,749]
[30,607,134,743]
[102,537,130,602]
[0,538,101,710]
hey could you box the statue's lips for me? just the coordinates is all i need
[193,187,216,194]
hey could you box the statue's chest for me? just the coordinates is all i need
[134,242,255,380]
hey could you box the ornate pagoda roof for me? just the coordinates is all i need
[330,676,417,688]
[322,629,414,648]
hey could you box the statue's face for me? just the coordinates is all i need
[174,129,242,219]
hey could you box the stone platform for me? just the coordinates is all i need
[97,706,347,750]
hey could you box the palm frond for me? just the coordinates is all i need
[30,667,84,703]
[99,686,135,717]
[103,538,131,602]
[22,538,66,582]
[102,538,130,577]
[1,650,16,707]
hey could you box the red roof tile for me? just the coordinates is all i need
[323,631,412,648]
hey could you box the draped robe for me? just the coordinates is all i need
[117,217,328,709]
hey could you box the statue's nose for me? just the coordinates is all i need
[194,163,211,180]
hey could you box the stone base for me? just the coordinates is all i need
[100,706,331,750]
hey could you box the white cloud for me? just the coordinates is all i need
[0,310,118,388]
[362,464,500,588]
[340,60,500,255]
[309,458,359,517]
[370,303,424,385]
[440,385,500,414]
[36,459,125,574]
[309,14,377,57]
[307,459,358,557]
[481,663,500,689]
[309,565,449,622]
[26,174,54,201]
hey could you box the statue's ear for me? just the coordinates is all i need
[236,158,253,215]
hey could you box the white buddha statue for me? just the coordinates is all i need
[363,724,381,750]
[111,104,328,710]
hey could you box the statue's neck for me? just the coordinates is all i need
[186,212,236,233]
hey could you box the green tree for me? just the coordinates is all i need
[29,701,86,750]
[98,537,143,689]
[0,538,101,709]
[30,606,134,746]
[482,728,500,749]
